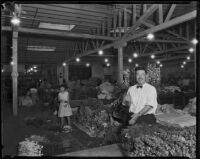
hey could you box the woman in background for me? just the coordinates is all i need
[58,85,72,132]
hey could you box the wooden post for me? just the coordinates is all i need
[118,11,122,37]
[132,4,137,25]
[113,13,117,37]
[124,8,127,34]
[12,26,19,116]
[117,47,123,83]
[194,21,196,92]
[107,20,111,36]
[102,22,105,35]
[63,63,69,83]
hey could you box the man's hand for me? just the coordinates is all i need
[129,113,140,125]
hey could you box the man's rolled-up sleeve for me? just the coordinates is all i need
[145,88,157,109]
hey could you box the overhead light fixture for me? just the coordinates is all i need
[128,58,132,63]
[62,62,66,67]
[10,61,14,65]
[191,38,198,45]
[39,22,75,31]
[110,27,132,33]
[86,63,90,67]
[189,48,194,53]
[133,53,138,58]
[183,61,186,65]
[1,69,4,73]
[160,64,163,67]
[186,56,190,60]
[76,58,80,62]
[104,58,108,63]
[33,66,37,69]
[11,16,20,25]
[27,46,56,51]
[147,33,154,40]
[181,65,184,68]
[106,63,110,67]
[156,60,160,64]
[151,54,155,59]
[30,68,33,71]
[135,63,139,67]
[98,50,103,55]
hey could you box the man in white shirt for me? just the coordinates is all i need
[121,66,158,126]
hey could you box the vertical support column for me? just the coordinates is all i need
[117,47,123,83]
[107,20,111,36]
[194,21,196,92]
[63,63,69,83]
[118,11,122,37]
[124,8,127,34]
[12,26,18,116]
[113,13,117,37]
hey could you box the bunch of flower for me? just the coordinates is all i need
[147,63,161,88]
[121,124,196,158]
[18,138,43,156]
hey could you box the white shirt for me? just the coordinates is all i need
[126,83,157,115]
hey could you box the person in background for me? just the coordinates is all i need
[58,84,73,132]
[118,66,158,127]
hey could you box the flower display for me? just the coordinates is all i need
[121,123,196,158]
[147,62,161,88]
[18,138,43,156]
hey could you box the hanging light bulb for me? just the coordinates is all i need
[160,64,163,67]
[86,63,90,67]
[147,33,154,40]
[11,16,21,25]
[186,56,190,60]
[133,53,138,58]
[1,69,4,73]
[62,62,66,66]
[191,38,198,45]
[181,65,184,68]
[128,58,132,63]
[156,60,160,64]
[135,63,139,67]
[151,54,155,59]
[183,61,186,65]
[106,63,110,67]
[104,58,108,63]
[76,58,80,62]
[33,66,37,69]
[10,61,14,65]
[189,48,194,53]
[98,50,103,55]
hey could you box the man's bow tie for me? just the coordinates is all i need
[137,85,143,89]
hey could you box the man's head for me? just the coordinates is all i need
[135,66,147,85]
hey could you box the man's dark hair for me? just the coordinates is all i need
[60,84,68,89]
[135,66,147,74]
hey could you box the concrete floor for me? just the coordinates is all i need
[1,102,104,156]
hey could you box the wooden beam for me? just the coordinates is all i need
[136,39,189,44]
[113,13,117,37]
[67,10,196,62]
[158,4,163,24]
[123,4,159,38]
[156,42,162,51]
[107,20,111,36]
[140,21,154,28]
[121,10,196,44]
[142,43,148,54]
[166,30,189,41]
[165,4,176,22]
[102,22,105,35]
[118,11,122,37]
[139,46,190,58]
[158,55,191,62]
[143,4,147,14]
[124,8,127,33]
[186,22,189,39]
[2,26,116,41]
[132,4,137,25]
